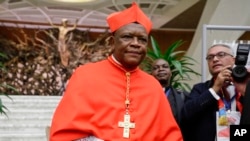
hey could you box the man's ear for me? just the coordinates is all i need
[109,36,115,45]
[105,34,114,45]
[105,35,115,54]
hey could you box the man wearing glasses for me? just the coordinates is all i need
[181,44,243,141]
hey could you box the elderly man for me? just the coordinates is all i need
[49,2,183,141]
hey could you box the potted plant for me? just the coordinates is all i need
[141,36,200,92]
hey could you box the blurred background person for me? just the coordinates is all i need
[151,58,187,125]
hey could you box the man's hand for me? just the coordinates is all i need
[212,65,232,93]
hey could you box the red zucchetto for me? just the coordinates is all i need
[106,2,152,34]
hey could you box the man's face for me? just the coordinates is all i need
[206,46,235,76]
[112,23,148,70]
[151,59,172,85]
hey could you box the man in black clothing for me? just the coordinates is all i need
[181,44,239,141]
[151,58,187,125]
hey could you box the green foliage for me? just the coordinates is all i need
[141,36,200,92]
[0,52,13,117]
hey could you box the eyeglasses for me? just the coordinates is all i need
[206,51,233,61]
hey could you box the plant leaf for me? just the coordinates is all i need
[150,36,162,58]
[0,98,9,117]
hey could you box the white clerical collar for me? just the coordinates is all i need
[111,54,138,72]
[111,54,122,65]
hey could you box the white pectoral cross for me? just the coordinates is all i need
[118,114,135,138]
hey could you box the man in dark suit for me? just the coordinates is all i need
[181,44,243,141]
[151,58,187,125]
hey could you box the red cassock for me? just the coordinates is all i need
[50,56,183,141]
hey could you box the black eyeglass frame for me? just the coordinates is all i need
[206,51,233,61]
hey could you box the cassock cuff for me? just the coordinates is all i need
[209,88,220,100]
